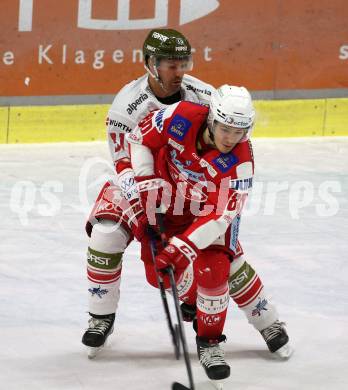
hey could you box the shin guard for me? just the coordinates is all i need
[229,256,278,331]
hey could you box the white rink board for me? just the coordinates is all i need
[0,138,347,390]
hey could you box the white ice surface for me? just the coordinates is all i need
[0,138,347,390]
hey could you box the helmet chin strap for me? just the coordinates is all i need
[203,126,216,147]
[207,121,216,144]
[144,61,169,94]
[208,129,215,143]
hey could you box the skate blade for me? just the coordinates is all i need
[86,329,113,359]
[211,380,224,390]
[87,346,102,359]
[274,343,294,360]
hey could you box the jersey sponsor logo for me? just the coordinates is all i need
[186,84,212,96]
[229,215,241,253]
[137,177,164,192]
[168,138,185,152]
[170,150,207,184]
[168,114,191,140]
[229,177,253,191]
[154,108,165,132]
[88,286,108,299]
[252,298,269,317]
[106,118,132,133]
[212,153,238,173]
[199,158,217,177]
[127,93,149,115]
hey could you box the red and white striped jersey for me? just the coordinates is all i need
[128,101,254,257]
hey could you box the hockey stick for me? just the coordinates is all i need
[166,266,195,390]
[155,214,195,390]
[147,226,181,360]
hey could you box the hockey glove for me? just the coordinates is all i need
[127,199,149,241]
[155,235,199,274]
[135,175,170,226]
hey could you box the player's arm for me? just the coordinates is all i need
[105,109,138,198]
[155,167,253,273]
[126,107,177,232]
[127,103,180,176]
[107,109,136,168]
[182,182,250,250]
[182,159,253,251]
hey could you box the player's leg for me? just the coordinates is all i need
[141,237,197,305]
[82,182,134,356]
[228,255,292,358]
[194,249,231,381]
[82,219,130,356]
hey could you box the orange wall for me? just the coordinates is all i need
[1,0,347,96]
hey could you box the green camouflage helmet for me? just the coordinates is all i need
[143,29,191,61]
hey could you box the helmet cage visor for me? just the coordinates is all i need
[153,55,193,72]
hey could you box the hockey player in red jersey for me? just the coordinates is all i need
[127,85,293,381]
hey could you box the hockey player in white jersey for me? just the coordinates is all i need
[82,29,215,357]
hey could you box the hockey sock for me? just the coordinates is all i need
[228,257,278,331]
[196,284,229,340]
[87,247,123,315]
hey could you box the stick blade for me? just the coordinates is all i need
[172,382,190,390]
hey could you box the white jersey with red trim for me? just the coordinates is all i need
[106,73,215,173]
[127,101,254,257]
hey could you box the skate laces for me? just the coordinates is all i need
[261,321,285,342]
[199,344,227,368]
[87,317,112,335]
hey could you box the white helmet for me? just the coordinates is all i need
[208,85,255,138]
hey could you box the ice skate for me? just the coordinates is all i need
[196,335,230,383]
[260,320,293,359]
[82,313,115,359]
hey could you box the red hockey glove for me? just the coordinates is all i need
[135,175,170,225]
[127,199,149,241]
[155,235,200,274]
